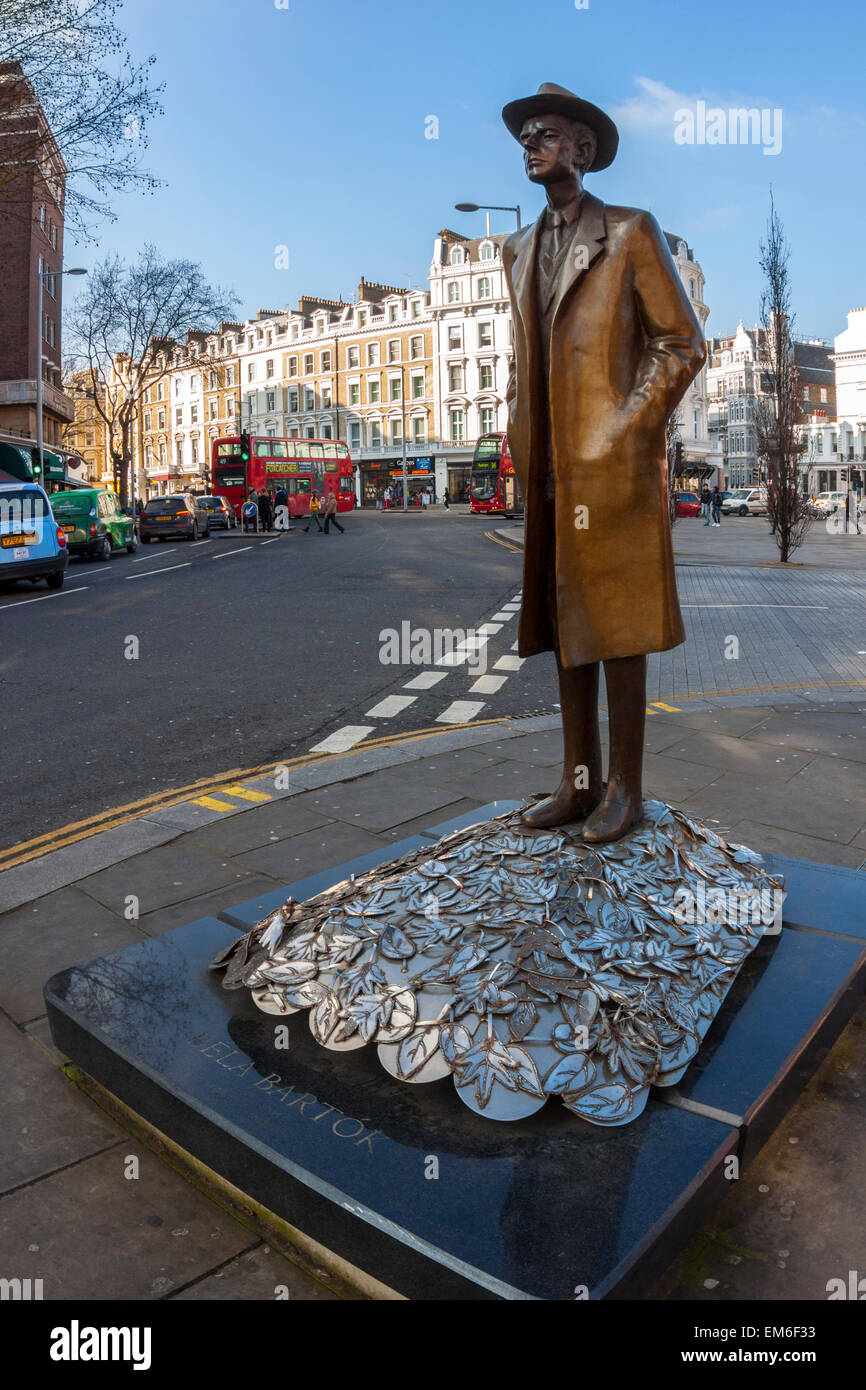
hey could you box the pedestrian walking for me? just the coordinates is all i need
[383,486,392,511]
[303,493,324,532]
[422,489,430,510]
[700,485,712,526]
[444,487,451,511]
[711,486,722,526]
[322,491,344,534]
[257,489,273,531]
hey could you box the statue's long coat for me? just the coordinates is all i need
[503,193,706,665]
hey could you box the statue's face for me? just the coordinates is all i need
[519,114,589,184]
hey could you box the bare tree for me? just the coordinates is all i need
[666,410,683,528]
[66,246,239,506]
[0,0,163,236]
[753,194,812,562]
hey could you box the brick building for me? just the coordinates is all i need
[0,61,75,476]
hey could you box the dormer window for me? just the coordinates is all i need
[479,240,494,261]
[449,246,465,265]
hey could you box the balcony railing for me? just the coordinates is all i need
[0,378,76,421]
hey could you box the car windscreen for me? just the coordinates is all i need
[52,494,95,514]
[143,498,187,513]
[0,489,49,527]
[201,499,222,509]
[728,490,751,498]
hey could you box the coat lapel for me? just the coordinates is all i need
[550,191,607,327]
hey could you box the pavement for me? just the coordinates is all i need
[3,689,866,1300]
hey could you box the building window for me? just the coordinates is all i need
[478,322,493,348]
[479,240,494,261]
[387,339,401,363]
[266,358,274,378]
[689,278,696,299]
[411,301,421,318]
[305,426,315,439]
[39,204,45,229]
[480,407,495,434]
[226,365,235,386]
[288,356,298,376]
[448,325,462,350]
[449,246,465,265]
[410,336,423,360]
[820,388,828,402]
[209,370,217,389]
[477,277,492,299]
[479,363,493,389]
[191,437,199,464]
[391,419,403,445]
[413,418,426,444]
[175,407,183,426]
[347,346,360,368]
[450,409,464,442]
[175,440,183,468]
[303,353,314,375]
[693,409,700,438]
[289,388,299,412]
[266,390,275,412]
[367,342,380,366]
[358,311,367,327]
[321,350,332,372]
[209,399,217,419]
[191,374,200,391]
[322,424,332,439]
[226,398,235,416]
[321,385,331,409]
[144,412,151,431]
[190,404,198,424]
[389,377,402,402]
[157,409,165,429]
[349,382,360,406]
[157,381,164,400]
[388,304,398,323]
[247,363,256,381]
[370,422,382,447]
[349,421,361,450]
[447,281,462,304]
[448,363,463,391]
[368,379,380,403]
[412,373,424,400]
[304,388,315,410]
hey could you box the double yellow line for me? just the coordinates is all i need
[0,718,510,872]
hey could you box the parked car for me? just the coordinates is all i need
[810,491,848,517]
[674,491,701,517]
[198,495,237,530]
[721,487,767,517]
[139,494,210,542]
[51,487,137,560]
[0,481,68,589]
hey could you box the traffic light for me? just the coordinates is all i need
[239,431,250,462]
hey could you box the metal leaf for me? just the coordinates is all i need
[396,1024,442,1079]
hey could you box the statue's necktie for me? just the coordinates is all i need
[539,210,567,299]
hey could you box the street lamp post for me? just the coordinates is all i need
[36,264,86,486]
[401,364,408,511]
[454,202,522,233]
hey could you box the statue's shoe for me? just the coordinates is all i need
[521,784,601,829]
[582,793,644,844]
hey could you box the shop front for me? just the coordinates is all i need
[360,457,436,506]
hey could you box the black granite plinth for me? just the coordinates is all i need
[43,805,866,1300]
[45,916,737,1300]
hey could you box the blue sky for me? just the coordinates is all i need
[66,0,865,345]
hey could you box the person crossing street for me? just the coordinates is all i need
[304,493,323,532]
[323,491,345,534]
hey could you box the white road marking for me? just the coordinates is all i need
[469,674,508,695]
[260,537,282,545]
[125,563,192,580]
[403,670,448,690]
[0,586,88,609]
[478,622,502,635]
[133,547,176,561]
[501,602,521,611]
[491,611,515,621]
[365,694,417,717]
[511,641,519,651]
[212,547,253,559]
[310,725,374,753]
[191,538,213,547]
[436,700,486,724]
[494,654,525,671]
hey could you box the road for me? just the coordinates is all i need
[2,509,866,853]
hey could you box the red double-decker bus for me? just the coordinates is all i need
[468,432,523,517]
[211,435,356,519]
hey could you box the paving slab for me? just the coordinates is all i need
[484,730,567,767]
[0,1141,255,1300]
[0,1010,119,1194]
[661,730,816,782]
[138,875,288,938]
[683,772,865,844]
[0,819,179,915]
[784,754,866,804]
[287,769,461,834]
[79,842,259,916]
[438,759,551,804]
[0,885,145,1024]
[741,709,866,761]
[171,1245,341,1301]
[400,748,508,782]
[725,819,866,870]
[382,797,488,840]
[235,822,389,881]
[654,707,774,738]
[182,800,331,857]
[641,752,723,804]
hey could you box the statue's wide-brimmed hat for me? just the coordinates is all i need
[502,83,619,172]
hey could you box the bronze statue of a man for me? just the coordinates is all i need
[501,83,706,844]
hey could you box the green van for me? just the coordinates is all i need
[50,488,138,560]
